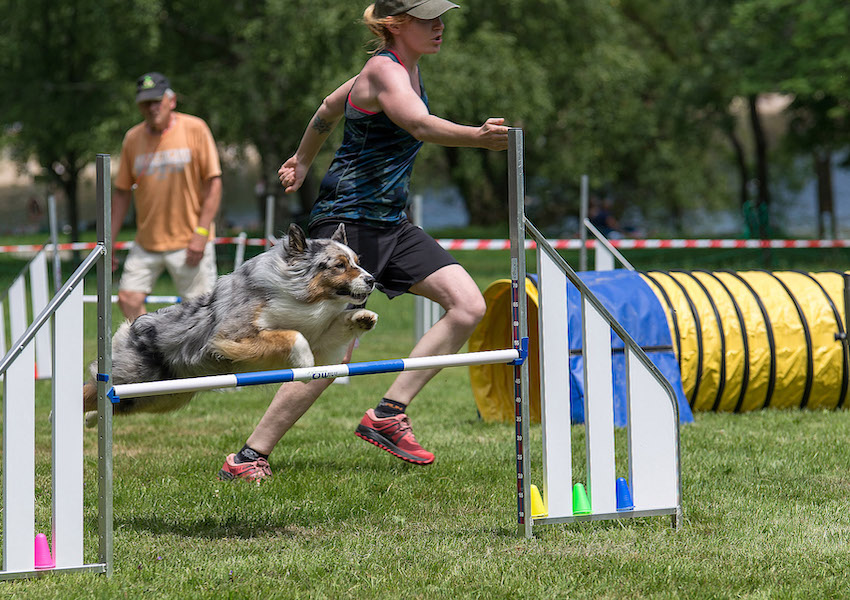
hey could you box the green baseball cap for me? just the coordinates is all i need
[374,0,460,19]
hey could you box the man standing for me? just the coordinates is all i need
[113,72,222,320]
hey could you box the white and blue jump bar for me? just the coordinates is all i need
[108,347,525,402]
[83,295,181,305]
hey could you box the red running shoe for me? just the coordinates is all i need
[355,409,435,465]
[218,453,272,482]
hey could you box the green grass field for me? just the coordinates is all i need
[1,244,849,599]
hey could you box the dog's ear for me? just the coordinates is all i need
[288,224,307,254]
[331,223,347,246]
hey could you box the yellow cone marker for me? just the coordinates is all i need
[530,484,547,517]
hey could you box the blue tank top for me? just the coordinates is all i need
[309,50,427,229]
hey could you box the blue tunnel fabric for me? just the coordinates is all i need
[528,271,693,426]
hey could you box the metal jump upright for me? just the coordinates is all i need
[507,129,682,534]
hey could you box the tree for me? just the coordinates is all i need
[612,0,767,233]
[3,0,848,239]
[0,0,160,240]
[455,0,740,233]
[731,0,850,238]
[140,2,356,223]
[427,22,552,226]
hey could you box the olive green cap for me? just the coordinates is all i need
[374,0,460,19]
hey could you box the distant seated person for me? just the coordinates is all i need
[588,196,625,239]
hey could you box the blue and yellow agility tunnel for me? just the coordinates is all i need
[469,270,848,424]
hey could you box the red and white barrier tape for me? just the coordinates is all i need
[0,237,269,254]
[0,237,848,255]
[435,238,850,251]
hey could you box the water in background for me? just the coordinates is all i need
[414,187,470,230]
[773,158,850,237]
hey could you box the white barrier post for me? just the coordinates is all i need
[415,296,444,342]
[526,220,682,530]
[48,194,62,293]
[0,154,112,580]
[594,243,615,271]
[537,243,572,518]
[234,231,248,269]
[0,250,55,381]
[265,195,275,251]
[583,297,616,514]
[0,298,5,358]
[584,218,635,272]
[3,274,35,572]
[52,283,84,568]
[409,194,445,341]
[30,252,52,379]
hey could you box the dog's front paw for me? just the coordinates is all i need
[288,332,315,368]
[348,309,378,332]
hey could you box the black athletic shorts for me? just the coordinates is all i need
[310,219,458,299]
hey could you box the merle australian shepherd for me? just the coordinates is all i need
[83,223,377,423]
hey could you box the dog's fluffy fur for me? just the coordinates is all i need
[83,223,377,421]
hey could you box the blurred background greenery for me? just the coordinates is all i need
[1,0,849,243]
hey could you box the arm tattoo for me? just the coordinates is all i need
[312,116,333,134]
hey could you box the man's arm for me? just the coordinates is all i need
[111,188,132,271]
[185,175,222,266]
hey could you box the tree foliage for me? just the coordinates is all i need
[0,0,158,238]
[1,0,849,237]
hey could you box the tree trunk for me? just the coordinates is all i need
[727,128,749,209]
[813,150,835,239]
[49,162,80,243]
[748,95,770,238]
[51,164,81,263]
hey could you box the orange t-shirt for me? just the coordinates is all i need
[115,112,222,251]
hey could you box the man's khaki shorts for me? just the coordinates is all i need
[118,243,217,299]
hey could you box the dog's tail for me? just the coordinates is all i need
[83,382,100,428]
[83,381,98,413]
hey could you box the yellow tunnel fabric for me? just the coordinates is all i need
[643,271,847,411]
[469,271,848,422]
[468,278,541,423]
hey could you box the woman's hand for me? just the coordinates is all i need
[278,155,307,193]
[477,118,509,151]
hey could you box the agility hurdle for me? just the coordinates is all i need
[515,159,681,530]
[102,129,679,539]
[527,220,682,528]
[509,130,681,534]
[0,155,113,580]
[0,248,55,380]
